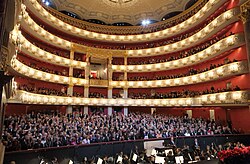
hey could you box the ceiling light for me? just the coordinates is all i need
[141,20,150,26]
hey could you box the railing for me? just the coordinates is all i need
[112,34,245,72]
[89,79,109,87]
[24,0,229,43]
[8,90,249,106]
[41,0,209,35]
[4,134,250,164]
[10,57,248,88]
[112,61,248,88]
[20,7,240,56]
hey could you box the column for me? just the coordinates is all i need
[240,1,250,72]
[83,54,90,114]
[123,55,128,116]
[66,49,74,114]
[124,56,127,81]
[85,53,90,80]
[123,107,128,116]
[107,56,113,115]
[123,87,128,99]
[108,56,113,81]
[108,56,113,98]
[83,86,89,114]
[108,87,113,99]
[108,107,113,116]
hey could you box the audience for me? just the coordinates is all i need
[2,112,235,152]
[113,32,233,65]
[129,86,241,99]
[17,58,68,76]
[113,59,238,81]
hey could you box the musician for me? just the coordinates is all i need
[182,145,194,162]
[165,150,175,164]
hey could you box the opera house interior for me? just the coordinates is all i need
[0,0,250,163]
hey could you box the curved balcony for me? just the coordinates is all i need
[24,0,227,42]
[10,58,87,86]
[41,0,210,35]
[9,90,249,106]
[21,8,240,57]
[11,57,248,88]
[111,61,248,88]
[10,33,87,69]
[112,34,245,72]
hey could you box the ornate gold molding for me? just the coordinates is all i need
[10,90,250,106]
[40,0,209,35]
[0,46,9,71]
[240,0,250,23]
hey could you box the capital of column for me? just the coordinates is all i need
[240,0,250,23]
[108,86,113,90]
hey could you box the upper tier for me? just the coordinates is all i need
[24,0,229,43]
[20,7,240,57]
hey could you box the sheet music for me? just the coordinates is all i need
[175,156,184,164]
[97,158,103,164]
[132,153,138,162]
[116,156,123,163]
[155,156,165,164]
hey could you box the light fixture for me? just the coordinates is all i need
[141,19,151,26]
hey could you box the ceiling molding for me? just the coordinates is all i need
[54,0,189,25]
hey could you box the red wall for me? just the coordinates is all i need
[5,104,66,116]
[227,107,250,133]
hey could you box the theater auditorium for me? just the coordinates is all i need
[0,0,250,163]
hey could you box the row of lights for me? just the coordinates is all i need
[10,31,242,77]
[112,34,241,72]
[11,59,87,86]
[111,61,244,88]
[22,7,237,57]
[14,90,246,106]
[11,56,244,88]
[200,91,244,103]
[127,9,236,56]
[27,0,221,43]
[22,10,72,49]
[12,32,87,69]
[17,31,241,73]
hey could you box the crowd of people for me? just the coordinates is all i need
[17,58,68,76]
[129,86,241,99]
[113,32,233,65]
[114,59,238,81]
[17,83,241,99]
[3,111,236,152]
[38,3,227,51]
[18,84,68,96]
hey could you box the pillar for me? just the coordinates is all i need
[124,56,127,81]
[85,54,90,80]
[69,49,74,78]
[66,49,75,114]
[108,87,112,99]
[108,107,113,116]
[123,107,128,116]
[123,87,128,99]
[83,106,88,115]
[83,86,89,114]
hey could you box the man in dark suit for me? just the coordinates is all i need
[169,136,176,147]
